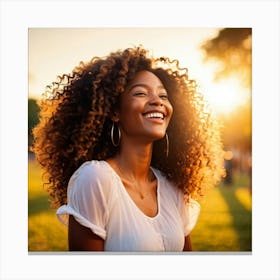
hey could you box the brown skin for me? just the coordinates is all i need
[183,235,192,251]
[68,215,104,251]
[68,71,192,251]
[107,71,173,217]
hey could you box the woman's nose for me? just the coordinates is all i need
[149,93,163,106]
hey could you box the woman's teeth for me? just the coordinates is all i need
[143,112,164,119]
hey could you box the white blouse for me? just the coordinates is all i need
[56,160,200,252]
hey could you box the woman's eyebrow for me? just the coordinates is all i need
[128,83,166,92]
[127,83,148,92]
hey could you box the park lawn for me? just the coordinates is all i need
[28,161,252,252]
[28,161,67,251]
[191,181,252,251]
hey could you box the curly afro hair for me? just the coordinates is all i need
[32,46,225,208]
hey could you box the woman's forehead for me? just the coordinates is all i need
[127,71,165,88]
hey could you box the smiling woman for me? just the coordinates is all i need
[31,46,225,252]
[117,71,173,141]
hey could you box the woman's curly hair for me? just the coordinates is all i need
[32,46,225,208]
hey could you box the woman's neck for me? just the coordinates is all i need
[114,140,153,182]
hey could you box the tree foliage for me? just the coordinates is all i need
[201,28,252,88]
[219,101,251,152]
[201,28,252,153]
[28,98,39,148]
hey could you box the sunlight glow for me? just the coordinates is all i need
[202,76,250,114]
[28,28,220,100]
[28,28,250,116]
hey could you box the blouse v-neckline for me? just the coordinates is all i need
[102,160,161,220]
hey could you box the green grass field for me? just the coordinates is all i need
[28,160,67,251]
[191,174,252,251]
[28,160,252,252]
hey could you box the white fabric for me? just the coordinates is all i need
[56,160,200,251]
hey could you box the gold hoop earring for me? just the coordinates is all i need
[111,122,121,147]
[165,133,169,158]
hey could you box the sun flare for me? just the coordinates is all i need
[201,77,250,114]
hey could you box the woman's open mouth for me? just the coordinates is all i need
[143,111,165,120]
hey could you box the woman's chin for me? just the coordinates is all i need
[149,133,166,141]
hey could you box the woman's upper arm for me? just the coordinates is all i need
[68,215,104,251]
[183,235,192,251]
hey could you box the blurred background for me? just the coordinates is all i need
[28,28,251,252]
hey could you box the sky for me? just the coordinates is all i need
[28,27,249,114]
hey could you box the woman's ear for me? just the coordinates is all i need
[112,116,119,122]
[111,112,120,122]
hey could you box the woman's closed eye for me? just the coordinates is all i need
[159,93,169,100]
[133,91,147,96]
[133,91,168,98]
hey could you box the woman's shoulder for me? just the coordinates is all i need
[69,160,114,189]
[151,167,179,196]
[151,167,173,184]
[66,160,118,215]
[76,160,108,174]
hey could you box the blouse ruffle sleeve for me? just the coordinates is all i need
[177,191,201,236]
[56,161,114,240]
[183,198,200,236]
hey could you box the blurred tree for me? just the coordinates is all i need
[201,28,252,183]
[220,100,251,152]
[201,28,252,88]
[28,98,39,149]
[201,28,252,152]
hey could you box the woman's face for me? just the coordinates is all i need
[118,70,173,142]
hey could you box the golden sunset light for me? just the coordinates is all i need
[4,0,280,277]
[2,0,279,278]
[28,30,253,220]
[28,28,251,116]
[201,76,250,114]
